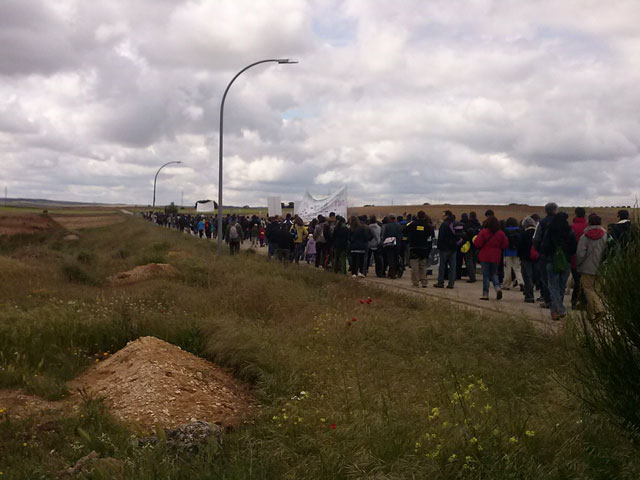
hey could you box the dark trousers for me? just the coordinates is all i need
[229,241,240,255]
[333,248,348,274]
[366,248,384,277]
[465,250,477,281]
[315,243,328,268]
[438,249,456,286]
[384,246,399,278]
[538,258,551,304]
[571,268,586,308]
[521,259,535,301]
[350,252,365,276]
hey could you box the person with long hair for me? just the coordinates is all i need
[474,216,509,300]
[540,212,577,320]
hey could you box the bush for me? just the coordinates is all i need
[570,227,640,438]
[61,262,97,285]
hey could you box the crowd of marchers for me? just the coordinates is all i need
[143,205,634,321]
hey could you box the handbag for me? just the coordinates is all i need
[530,245,539,261]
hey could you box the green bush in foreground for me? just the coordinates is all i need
[570,229,640,438]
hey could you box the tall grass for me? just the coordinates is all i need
[1,216,639,479]
[569,222,640,438]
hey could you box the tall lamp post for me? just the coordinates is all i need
[153,161,182,208]
[217,58,298,255]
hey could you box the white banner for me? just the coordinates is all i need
[196,200,216,213]
[267,196,282,217]
[294,187,348,222]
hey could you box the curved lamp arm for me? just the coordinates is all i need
[153,161,182,207]
[217,58,297,254]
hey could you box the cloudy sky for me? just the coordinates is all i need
[1,0,639,207]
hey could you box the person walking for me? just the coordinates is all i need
[365,216,383,277]
[225,218,243,255]
[331,216,350,274]
[405,211,434,288]
[533,202,558,308]
[274,223,294,263]
[304,234,316,264]
[503,217,523,290]
[381,215,403,279]
[266,217,280,259]
[570,207,588,309]
[576,214,608,318]
[349,216,370,277]
[474,216,508,300]
[292,216,308,264]
[434,211,460,288]
[540,212,577,320]
[250,221,259,248]
[313,215,329,269]
[609,209,632,246]
[517,216,538,303]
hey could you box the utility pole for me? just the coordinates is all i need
[181,190,184,208]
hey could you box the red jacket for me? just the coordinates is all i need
[474,228,508,264]
[571,217,587,269]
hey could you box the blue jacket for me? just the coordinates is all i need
[504,226,520,257]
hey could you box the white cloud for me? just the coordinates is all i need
[1,0,639,208]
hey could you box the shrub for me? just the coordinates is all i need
[61,262,97,285]
[570,225,640,438]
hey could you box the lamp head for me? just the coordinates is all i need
[277,59,299,64]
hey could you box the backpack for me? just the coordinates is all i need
[229,224,239,240]
[552,247,569,273]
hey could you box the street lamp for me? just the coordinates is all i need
[217,58,298,255]
[153,161,182,208]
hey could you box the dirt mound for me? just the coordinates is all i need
[0,213,59,235]
[0,389,61,420]
[68,336,254,429]
[107,263,179,285]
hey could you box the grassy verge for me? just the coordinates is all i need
[0,217,638,479]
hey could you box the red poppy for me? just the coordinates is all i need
[329,423,337,429]
[351,317,357,322]
[359,299,364,304]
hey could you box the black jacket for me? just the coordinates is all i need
[517,227,536,261]
[350,226,371,251]
[540,213,577,259]
[437,217,458,251]
[332,224,350,250]
[405,219,435,250]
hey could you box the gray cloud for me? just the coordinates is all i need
[1,0,639,208]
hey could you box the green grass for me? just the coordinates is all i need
[0,217,639,478]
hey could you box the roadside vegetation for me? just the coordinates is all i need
[1,216,639,479]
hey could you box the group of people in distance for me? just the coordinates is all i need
[144,204,634,321]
